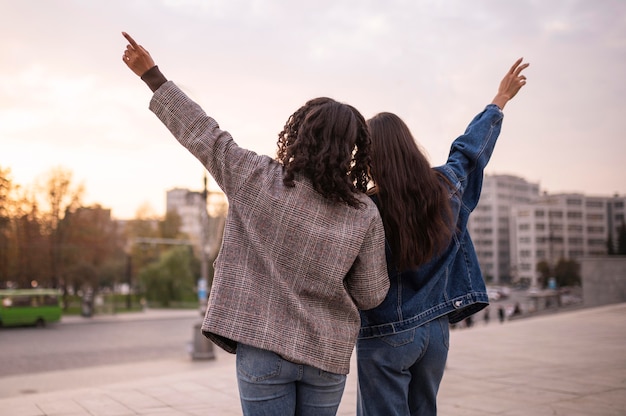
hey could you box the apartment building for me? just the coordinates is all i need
[166,187,207,250]
[510,193,610,287]
[166,186,227,259]
[468,174,540,283]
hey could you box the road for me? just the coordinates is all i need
[0,310,201,378]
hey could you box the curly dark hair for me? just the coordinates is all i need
[276,97,371,208]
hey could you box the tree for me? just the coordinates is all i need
[37,167,84,290]
[13,205,50,288]
[553,258,581,287]
[159,211,183,239]
[139,246,196,307]
[61,205,125,298]
[0,167,13,285]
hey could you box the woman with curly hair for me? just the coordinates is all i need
[357,58,529,416]
[121,32,389,415]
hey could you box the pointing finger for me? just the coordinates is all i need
[122,32,139,49]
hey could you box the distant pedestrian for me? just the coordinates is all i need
[498,306,506,323]
[484,308,490,325]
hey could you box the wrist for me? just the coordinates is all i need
[141,66,167,92]
[491,94,510,111]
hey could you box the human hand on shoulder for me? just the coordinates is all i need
[491,58,529,110]
[121,32,156,77]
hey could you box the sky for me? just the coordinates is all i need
[1,0,625,219]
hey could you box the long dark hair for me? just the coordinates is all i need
[276,97,371,208]
[367,112,454,270]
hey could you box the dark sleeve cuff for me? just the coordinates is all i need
[141,66,167,92]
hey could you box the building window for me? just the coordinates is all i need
[587,213,604,221]
[549,211,563,219]
[535,210,545,217]
[567,211,582,219]
[586,200,604,208]
[549,223,563,231]
[567,198,582,205]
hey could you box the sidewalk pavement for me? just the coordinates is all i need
[0,303,624,415]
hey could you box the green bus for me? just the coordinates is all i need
[0,289,62,327]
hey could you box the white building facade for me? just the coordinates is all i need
[166,188,207,250]
[510,193,611,288]
[468,174,540,283]
[166,186,227,259]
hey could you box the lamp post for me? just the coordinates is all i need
[191,173,221,360]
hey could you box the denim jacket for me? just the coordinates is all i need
[359,104,503,339]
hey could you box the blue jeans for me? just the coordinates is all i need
[236,343,347,416]
[356,315,450,416]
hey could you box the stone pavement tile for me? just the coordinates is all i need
[136,385,211,409]
[438,374,510,399]
[33,397,90,416]
[580,368,626,389]
[177,403,241,416]
[70,392,137,416]
[0,359,206,399]
[436,402,488,416]
[501,403,591,416]
[0,401,44,416]
[494,371,604,396]
[495,384,578,405]
[440,391,529,414]
[96,389,167,412]
[549,391,626,416]
[131,408,191,416]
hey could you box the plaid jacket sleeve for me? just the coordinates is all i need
[149,81,261,195]
[344,210,389,310]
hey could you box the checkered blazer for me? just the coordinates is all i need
[149,82,389,374]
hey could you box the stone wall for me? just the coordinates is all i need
[581,256,626,307]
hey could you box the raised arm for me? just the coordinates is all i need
[121,32,156,77]
[440,58,530,212]
[491,58,529,110]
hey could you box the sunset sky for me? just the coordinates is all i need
[2,0,625,219]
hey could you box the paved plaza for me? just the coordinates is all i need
[0,302,624,415]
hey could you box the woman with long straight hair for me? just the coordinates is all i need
[357,58,529,416]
